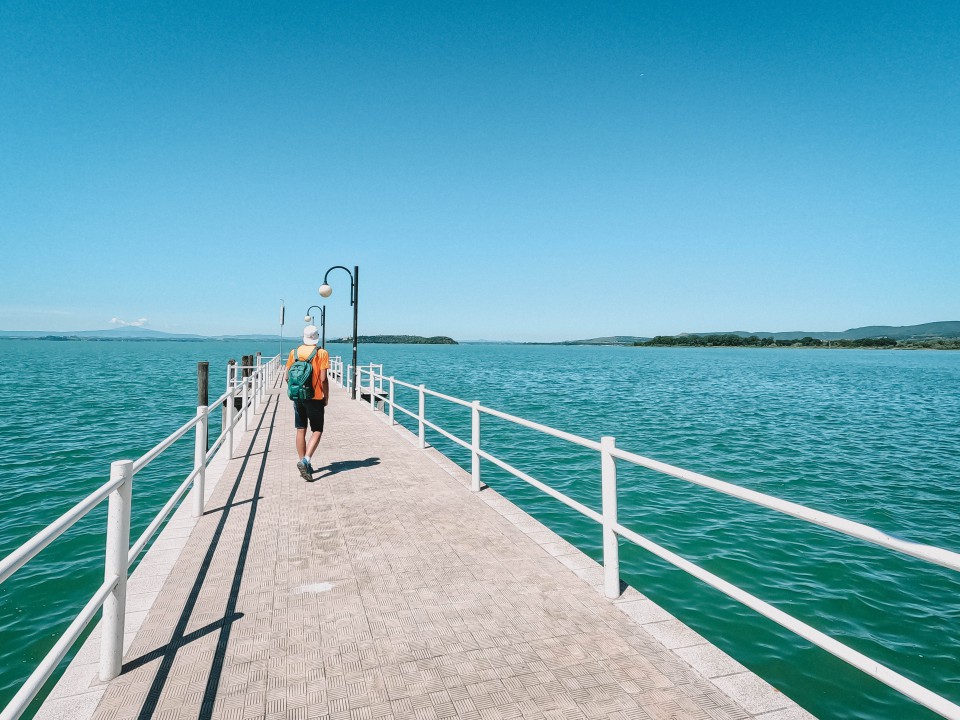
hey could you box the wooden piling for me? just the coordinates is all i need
[197,362,209,450]
[197,362,209,407]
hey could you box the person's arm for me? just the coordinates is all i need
[317,351,330,405]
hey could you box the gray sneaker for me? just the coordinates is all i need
[297,460,312,481]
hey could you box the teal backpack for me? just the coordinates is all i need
[287,347,319,400]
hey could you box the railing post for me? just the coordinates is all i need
[242,375,250,431]
[100,459,132,681]
[227,372,236,460]
[418,384,426,449]
[252,355,260,414]
[256,352,262,408]
[348,365,353,396]
[251,368,258,415]
[389,377,395,425]
[601,436,620,599]
[471,401,481,492]
[370,369,376,412]
[222,360,233,432]
[193,406,208,516]
[193,363,208,518]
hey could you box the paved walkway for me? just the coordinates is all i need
[42,382,811,720]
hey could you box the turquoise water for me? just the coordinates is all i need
[1,340,958,718]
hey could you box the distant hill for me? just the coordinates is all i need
[0,328,205,340]
[0,329,459,345]
[561,336,650,346]
[328,335,457,345]
[684,321,960,341]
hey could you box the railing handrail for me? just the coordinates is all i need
[0,353,282,720]
[0,476,123,585]
[366,367,960,719]
[609,445,960,573]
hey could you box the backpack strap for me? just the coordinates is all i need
[298,345,320,361]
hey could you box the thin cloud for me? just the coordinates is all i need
[110,317,148,327]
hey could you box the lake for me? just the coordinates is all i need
[1,340,958,719]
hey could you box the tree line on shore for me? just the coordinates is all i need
[635,334,960,349]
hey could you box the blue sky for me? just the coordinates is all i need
[1,1,958,341]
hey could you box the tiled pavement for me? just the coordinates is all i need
[44,382,812,720]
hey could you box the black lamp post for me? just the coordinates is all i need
[304,305,326,348]
[319,265,359,399]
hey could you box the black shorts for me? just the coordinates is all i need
[293,399,325,433]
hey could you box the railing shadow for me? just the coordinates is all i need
[125,394,278,720]
[202,496,263,515]
[310,457,380,481]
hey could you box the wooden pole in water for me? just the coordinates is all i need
[197,362,209,449]
[197,362,209,407]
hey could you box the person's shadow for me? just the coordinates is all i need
[309,457,380,481]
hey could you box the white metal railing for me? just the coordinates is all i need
[329,356,346,388]
[354,365,960,720]
[0,353,283,720]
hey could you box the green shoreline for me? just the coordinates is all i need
[635,335,960,350]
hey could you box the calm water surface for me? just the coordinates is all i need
[1,340,958,719]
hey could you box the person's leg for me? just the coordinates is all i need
[303,401,326,469]
[294,401,308,457]
[305,431,322,458]
[293,401,313,480]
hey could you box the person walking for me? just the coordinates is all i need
[285,325,330,480]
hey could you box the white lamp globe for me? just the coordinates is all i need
[303,315,312,323]
[318,284,333,298]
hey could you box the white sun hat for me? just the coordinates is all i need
[302,325,320,346]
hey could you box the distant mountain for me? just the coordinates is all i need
[328,335,458,345]
[0,328,295,341]
[78,327,206,339]
[460,339,521,344]
[561,336,650,346]
[683,321,960,342]
[0,327,205,339]
[0,328,462,345]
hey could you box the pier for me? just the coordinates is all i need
[32,367,809,720]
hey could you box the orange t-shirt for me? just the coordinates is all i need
[285,345,330,400]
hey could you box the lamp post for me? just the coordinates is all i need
[304,305,326,348]
[319,265,358,399]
